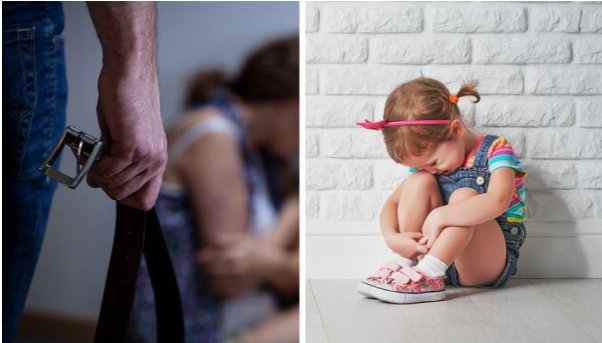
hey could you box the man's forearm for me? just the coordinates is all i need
[87,2,157,69]
[85,1,165,210]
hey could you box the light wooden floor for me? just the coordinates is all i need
[307,278,602,343]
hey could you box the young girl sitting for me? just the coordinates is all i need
[356,77,527,304]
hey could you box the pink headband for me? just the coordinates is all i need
[356,119,451,130]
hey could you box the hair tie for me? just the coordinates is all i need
[356,119,451,130]
[449,95,459,104]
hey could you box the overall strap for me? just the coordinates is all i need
[472,135,498,168]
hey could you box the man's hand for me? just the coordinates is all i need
[87,66,167,210]
[384,231,429,258]
[85,2,166,210]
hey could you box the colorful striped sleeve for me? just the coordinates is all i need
[487,136,526,177]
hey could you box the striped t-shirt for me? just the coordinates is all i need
[408,135,527,223]
[465,135,527,223]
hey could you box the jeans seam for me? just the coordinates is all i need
[42,20,58,185]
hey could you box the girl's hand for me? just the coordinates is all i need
[420,209,445,248]
[384,232,429,258]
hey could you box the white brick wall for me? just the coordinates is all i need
[306,2,602,278]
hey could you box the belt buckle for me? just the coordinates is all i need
[39,126,104,189]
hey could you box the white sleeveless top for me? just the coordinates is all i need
[163,115,278,236]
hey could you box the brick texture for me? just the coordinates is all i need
[306,2,602,223]
[306,35,368,64]
[574,38,602,64]
[532,6,581,32]
[580,6,602,33]
[430,6,527,33]
[370,36,471,64]
[321,4,422,33]
[473,36,571,64]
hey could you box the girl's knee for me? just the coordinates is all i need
[449,187,479,203]
[405,171,438,190]
[401,171,441,208]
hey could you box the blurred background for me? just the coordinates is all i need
[18,2,298,342]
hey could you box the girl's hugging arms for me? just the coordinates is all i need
[420,167,516,247]
[421,136,526,248]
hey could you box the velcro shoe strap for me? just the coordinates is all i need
[388,271,410,286]
[367,262,402,281]
[400,265,424,282]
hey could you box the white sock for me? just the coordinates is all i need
[397,256,417,267]
[415,254,448,277]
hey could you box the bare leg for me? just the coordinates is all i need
[397,171,442,235]
[427,188,507,286]
[389,172,442,259]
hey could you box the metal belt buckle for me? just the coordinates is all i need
[39,126,104,189]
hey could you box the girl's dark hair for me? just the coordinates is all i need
[184,35,299,109]
[382,77,480,163]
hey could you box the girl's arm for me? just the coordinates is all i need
[435,167,516,228]
[177,118,249,248]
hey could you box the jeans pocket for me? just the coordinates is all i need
[3,27,37,178]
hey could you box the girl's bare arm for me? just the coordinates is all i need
[436,168,516,227]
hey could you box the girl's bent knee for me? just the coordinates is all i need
[405,171,438,189]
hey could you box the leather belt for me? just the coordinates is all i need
[40,126,184,342]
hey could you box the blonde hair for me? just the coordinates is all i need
[382,77,480,163]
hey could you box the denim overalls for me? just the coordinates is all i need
[436,135,526,288]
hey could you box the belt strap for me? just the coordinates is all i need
[39,126,183,342]
[94,203,184,343]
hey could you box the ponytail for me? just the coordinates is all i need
[455,80,481,103]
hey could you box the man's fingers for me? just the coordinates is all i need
[103,169,149,200]
[88,167,161,212]
[116,172,163,210]
[90,154,131,179]
[87,172,101,188]
[94,161,149,190]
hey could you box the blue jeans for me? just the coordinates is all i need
[436,168,527,288]
[3,2,67,342]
